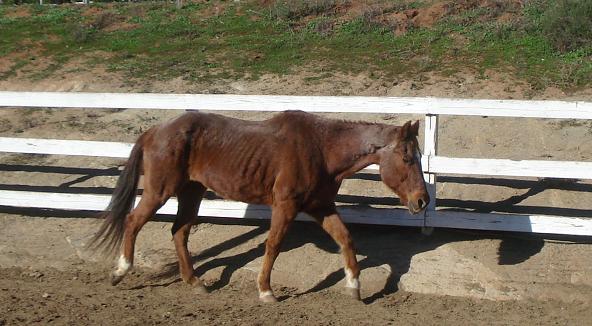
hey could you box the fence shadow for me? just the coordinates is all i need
[2,163,592,303]
[437,176,592,218]
[1,164,591,218]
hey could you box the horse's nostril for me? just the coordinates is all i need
[418,198,425,209]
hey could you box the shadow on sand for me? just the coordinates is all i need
[149,218,571,304]
[1,164,592,303]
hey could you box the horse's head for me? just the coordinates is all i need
[378,120,430,214]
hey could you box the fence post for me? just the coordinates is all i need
[422,114,438,235]
[176,0,183,9]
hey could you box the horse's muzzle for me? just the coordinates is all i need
[407,194,430,214]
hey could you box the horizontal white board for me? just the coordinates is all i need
[1,91,591,119]
[0,137,133,158]
[0,190,423,227]
[0,137,383,171]
[427,211,592,236]
[2,137,591,179]
[430,156,592,179]
[0,190,589,235]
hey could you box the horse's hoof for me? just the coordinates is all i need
[259,294,278,303]
[192,283,209,295]
[345,287,361,301]
[186,277,208,294]
[110,273,124,286]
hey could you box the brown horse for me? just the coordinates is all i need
[90,110,429,302]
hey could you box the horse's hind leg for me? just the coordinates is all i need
[111,191,168,285]
[111,155,181,285]
[172,181,207,293]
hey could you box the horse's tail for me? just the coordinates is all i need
[87,134,146,257]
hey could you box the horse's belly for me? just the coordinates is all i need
[211,182,272,205]
[191,168,274,205]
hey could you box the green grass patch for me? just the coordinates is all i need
[0,1,590,90]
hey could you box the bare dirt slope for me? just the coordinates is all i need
[0,70,591,325]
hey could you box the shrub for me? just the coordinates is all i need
[270,0,350,20]
[539,0,592,52]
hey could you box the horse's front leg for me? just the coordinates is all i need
[311,208,361,300]
[257,201,297,303]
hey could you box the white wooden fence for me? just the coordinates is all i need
[1,91,591,236]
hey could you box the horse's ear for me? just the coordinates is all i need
[410,120,420,136]
[399,121,412,139]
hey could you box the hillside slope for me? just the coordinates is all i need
[1,0,591,96]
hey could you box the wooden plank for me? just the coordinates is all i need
[433,97,592,119]
[0,190,424,227]
[1,190,590,235]
[429,156,592,179]
[422,114,438,234]
[0,92,432,113]
[427,211,592,236]
[423,115,438,213]
[0,137,133,158]
[1,91,592,119]
[0,137,384,171]
[2,137,592,180]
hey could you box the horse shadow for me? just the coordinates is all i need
[147,175,592,303]
[1,164,591,303]
[149,215,557,304]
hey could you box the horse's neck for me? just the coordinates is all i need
[323,122,395,182]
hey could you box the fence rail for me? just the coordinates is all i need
[1,91,591,236]
[2,91,592,118]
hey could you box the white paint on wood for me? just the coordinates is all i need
[0,190,589,235]
[423,114,438,158]
[0,137,133,158]
[427,211,592,236]
[423,115,438,215]
[1,91,592,119]
[429,156,592,179]
[0,137,383,171]
[0,190,424,227]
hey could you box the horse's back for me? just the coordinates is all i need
[140,111,327,205]
[193,111,322,204]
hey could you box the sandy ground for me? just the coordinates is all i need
[1,214,591,325]
[0,70,592,324]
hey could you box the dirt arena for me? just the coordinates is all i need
[1,217,591,326]
[1,71,592,325]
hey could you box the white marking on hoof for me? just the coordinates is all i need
[259,291,278,303]
[259,290,274,299]
[113,255,132,277]
[345,268,360,289]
